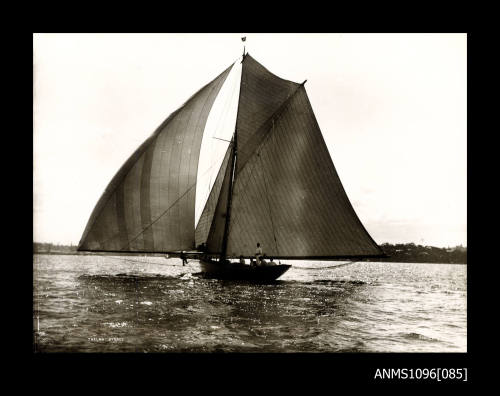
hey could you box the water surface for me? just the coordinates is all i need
[33,254,466,352]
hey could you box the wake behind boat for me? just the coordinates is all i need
[77,42,385,281]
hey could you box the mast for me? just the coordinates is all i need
[220,130,237,262]
[219,51,247,261]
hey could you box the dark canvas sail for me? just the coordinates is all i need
[220,56,383,259]
[78,64,233,252]
[194,144,232,249]
[235,55,300,172]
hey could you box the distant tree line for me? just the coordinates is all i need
[370,243,467,264]
[33,242,77,253]
[33,241,467,264]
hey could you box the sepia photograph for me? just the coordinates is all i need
[33,33,467,357]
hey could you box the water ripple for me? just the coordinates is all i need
[33,255,467,352]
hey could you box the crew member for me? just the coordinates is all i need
[255,243,263,265]
[180,251,188,266]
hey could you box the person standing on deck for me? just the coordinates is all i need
[255,243,263,265]
[180,251,188,266]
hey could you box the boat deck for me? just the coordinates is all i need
[198,259,291,281]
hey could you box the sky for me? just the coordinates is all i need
[33,33,467,248]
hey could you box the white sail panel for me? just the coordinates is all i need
[194,58,242,228]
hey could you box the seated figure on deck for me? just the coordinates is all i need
[255,242,263,265]
[239,255,245,265]
[268,257,277,266]
[197,243,207,252]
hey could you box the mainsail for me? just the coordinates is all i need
[79,53,383,259]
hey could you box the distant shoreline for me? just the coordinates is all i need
[33,242,467,264]
[32,251,168,257]
[32,252,466,265]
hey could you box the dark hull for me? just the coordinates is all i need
[198,259,291,281]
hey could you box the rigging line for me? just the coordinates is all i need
[293,261,359,270]
[210,60,240,141]
[199,145,232,223]
[203,66,239,203]
[122,157,228,250]
[96,157,227,250]
[207,57,245,253]
[212,136,232,143]
[236,81,307,176]
[100,255,188,266]
[211,79,234,139]
[212,62,241,137]
[269,119,282,254]
[259,128,279,255]
[220,133,237,260]
[196,146,233,242]
[207,173,212,197]
[222,142,261,233]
